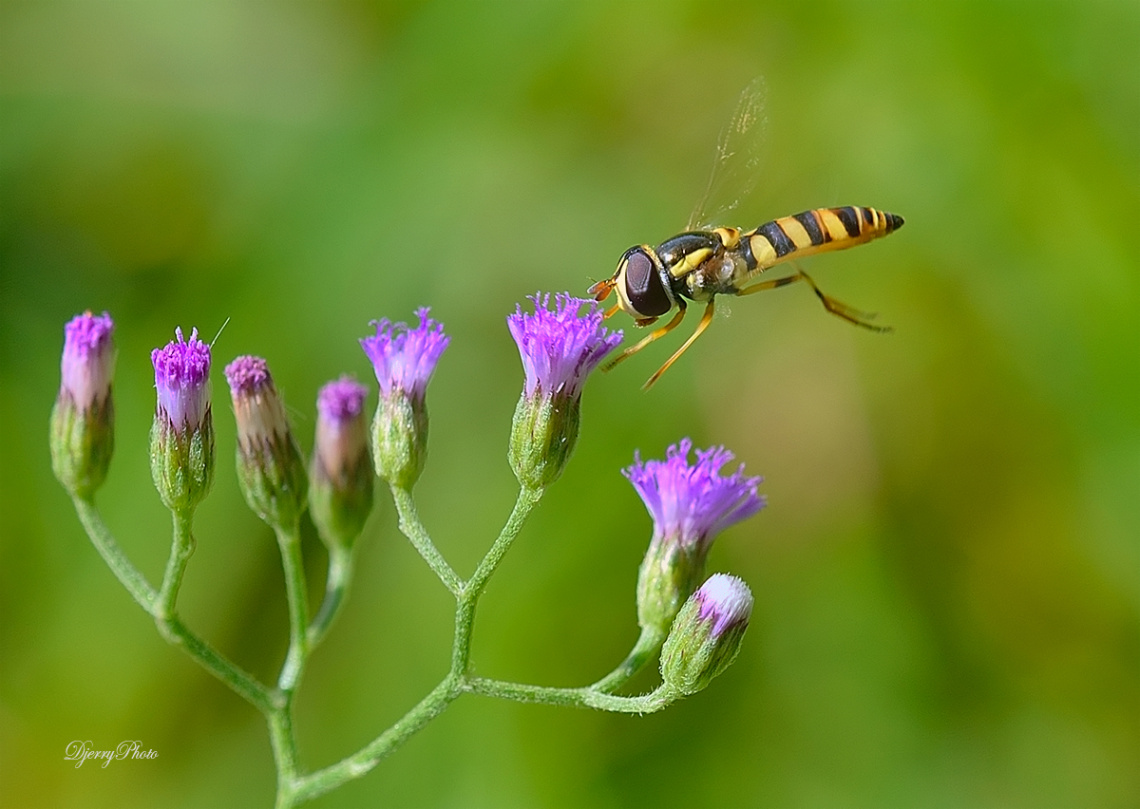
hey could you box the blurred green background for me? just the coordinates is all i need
[2,1,1137,807]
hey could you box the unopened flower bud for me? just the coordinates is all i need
[50,311,116,498]
[309,376,373,546]
[224,356,308,530]
[150,327,214,514]
[626,439,764,635]
[660,573,753,696]
[360,308,448,489]
[506,293,621,490]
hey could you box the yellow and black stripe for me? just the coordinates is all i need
[741,206,904,271]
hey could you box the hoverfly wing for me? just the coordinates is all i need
[687,76,769,231]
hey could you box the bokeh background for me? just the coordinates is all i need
[2,1,1137,807]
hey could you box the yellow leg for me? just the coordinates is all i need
[602,299,686,372]
[738,269,890,332]
[643,299,716,390]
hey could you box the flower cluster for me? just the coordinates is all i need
[52,286,767,806]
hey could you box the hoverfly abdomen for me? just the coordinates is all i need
[741,206,905,273]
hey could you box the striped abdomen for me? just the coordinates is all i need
[740,206,904,271]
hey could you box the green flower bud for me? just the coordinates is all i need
[660,573,753,696]
[507,390,580,491]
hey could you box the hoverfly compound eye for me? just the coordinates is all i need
[621,247,672,317]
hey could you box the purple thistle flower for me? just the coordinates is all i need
[311,376,374,544]
[51,311,116,497]
[359,308,447,488]
[625,438,765,552]
[152,327,211,431]
[149,327,214,513]
[223,355,289,452]
[506,293,621,489]
[60,311,115,411]
[507,293,622,399]
[628,439,763,634]
[222,355,307,528]
[360,308,449,401]
[693,572,754,638]
[314,376,369,484]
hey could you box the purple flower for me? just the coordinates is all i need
[360,308,449,401]
[629,439,764,634]
[51,311,116,497]
[310,376,374,544]
[507,293,622,399]
[625,438,764,552]
[152,327,211,431]
[359,308,447,488]
[222,355,307,528]
[60,311,115,411]
[693,572,754,638]
[150,327,214,513]
[314,376,369,483]
[223,355,289,452]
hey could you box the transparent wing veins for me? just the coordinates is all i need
[687,76,769,231]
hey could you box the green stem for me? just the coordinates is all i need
[286,675,462,805]
[162,614,276,714]
[275,522,310,694]
[390,485,461,595]
[71,496,157,613]
[453,485,542,674]
[269,706,301,809]
[157,509,194,619]
[466,677,677,713]
[590,624,668,693]
[465,486,541,598]
[307,543,352,649]
[71,497,273,713]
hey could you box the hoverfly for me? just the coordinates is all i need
[589,79,904,389]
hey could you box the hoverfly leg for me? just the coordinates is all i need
[602,299,687,373]
[797,270,891,333]
[643,299,716,390]
[737,269,891,333]
[605,303,622,319]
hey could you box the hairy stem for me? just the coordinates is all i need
[72,496,157,613]
[307,543,353,649]
[275,522,310,694]
[390,484,462,595]
[590,624,668,693]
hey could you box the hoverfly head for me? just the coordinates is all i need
[612,245,674,320]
